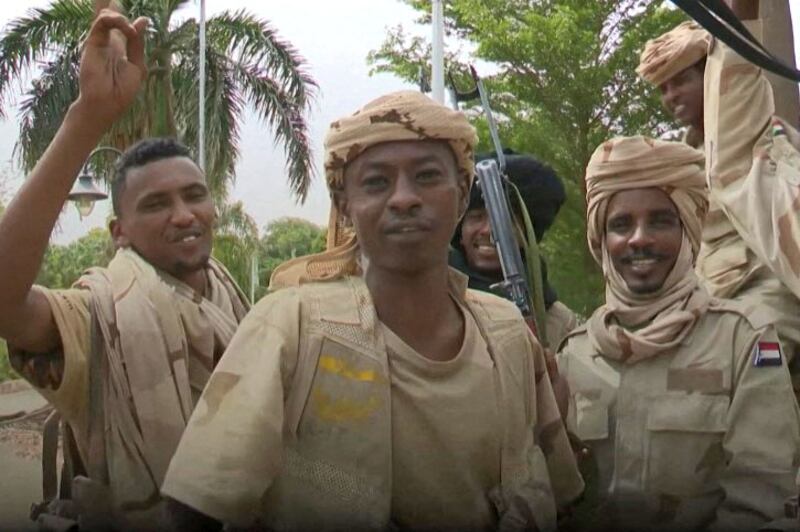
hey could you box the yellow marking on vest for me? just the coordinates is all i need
[312,390,380,422]
[319,355,378,382]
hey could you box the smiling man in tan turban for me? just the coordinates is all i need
[162,90,583,531]
[557,136,800,531]
[638,21,709,149]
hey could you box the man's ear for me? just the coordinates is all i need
[109,218,129,249]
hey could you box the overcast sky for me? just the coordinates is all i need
[0,1,798,244]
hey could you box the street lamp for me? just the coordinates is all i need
[67,146,123,219]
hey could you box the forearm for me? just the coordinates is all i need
[703,23,773,192]
[0,100,107,334]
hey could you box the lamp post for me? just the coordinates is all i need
[67,146,123,219]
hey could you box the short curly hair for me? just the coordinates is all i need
[111,137,195,216]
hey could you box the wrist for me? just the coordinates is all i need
[66,98,115,139]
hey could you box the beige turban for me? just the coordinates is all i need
[637,21,710,86]
[585,136,707,263]
[584,136,711,364]
[270,90,478,289]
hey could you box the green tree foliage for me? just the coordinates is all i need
[0,0,317,200]
[212,201,260,300]
[368,0,686,314]
[257,217,325,298]
[0,341,12,382]
[36,227,114,289]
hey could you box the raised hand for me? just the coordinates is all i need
[77,1,148,127]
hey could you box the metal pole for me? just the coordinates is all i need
[249,252,258,303]
[431,0,445,104]
[198,0,206,171]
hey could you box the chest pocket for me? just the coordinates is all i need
[574,392,609,441]
[645,394,728,497]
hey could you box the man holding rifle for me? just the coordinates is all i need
[450,151,579,350]
[162,90,583,531]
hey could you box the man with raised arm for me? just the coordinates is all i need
[163,90,583,531]
[637,2,800,390]
[0,5,249,529]
[557,136,800,531]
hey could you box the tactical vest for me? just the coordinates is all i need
[258,277,558,531]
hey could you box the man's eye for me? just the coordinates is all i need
[651,217,679,229]
[607,219,630,233]
[417,169,442,182]
[363,175,389,189]
[185,189,208,202]
[141,200,167,211]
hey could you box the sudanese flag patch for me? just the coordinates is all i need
[753,341,782,367]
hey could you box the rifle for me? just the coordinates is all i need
[451,67,549,347]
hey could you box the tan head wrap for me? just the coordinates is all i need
[584,136,710,363]
[637,21,710,86]
[270,90,477,289]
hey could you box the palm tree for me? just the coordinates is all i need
[0,0,317,201]
[213,201,260,300]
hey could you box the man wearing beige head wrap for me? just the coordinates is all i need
[162,91,583,531]
[637,20,709,150]
[638,5,800,397]
[557,136,800,531]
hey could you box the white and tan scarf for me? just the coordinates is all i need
[76,248,249,514]
[584,136,710,363]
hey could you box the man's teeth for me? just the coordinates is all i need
[476,244,495,252]
[182,235,198,242]
[630,258,657,266]
[674,105,686,114]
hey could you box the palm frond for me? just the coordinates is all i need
[216,200,258,244]
[0,0,92,117]
[16,48,80,171]
[173,45,244,200]
[228,57,314,201]
[205,10,317,110]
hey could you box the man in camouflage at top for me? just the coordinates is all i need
[637,1,800,395]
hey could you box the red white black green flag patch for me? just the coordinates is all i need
[754,341,782,367]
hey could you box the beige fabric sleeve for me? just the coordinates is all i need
[529,328,585,510]
[712,323,800,530]
[161,288,302,527]
[8,286,91,435]
[704,37,800,300]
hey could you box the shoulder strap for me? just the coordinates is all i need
[40,409,61,503]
